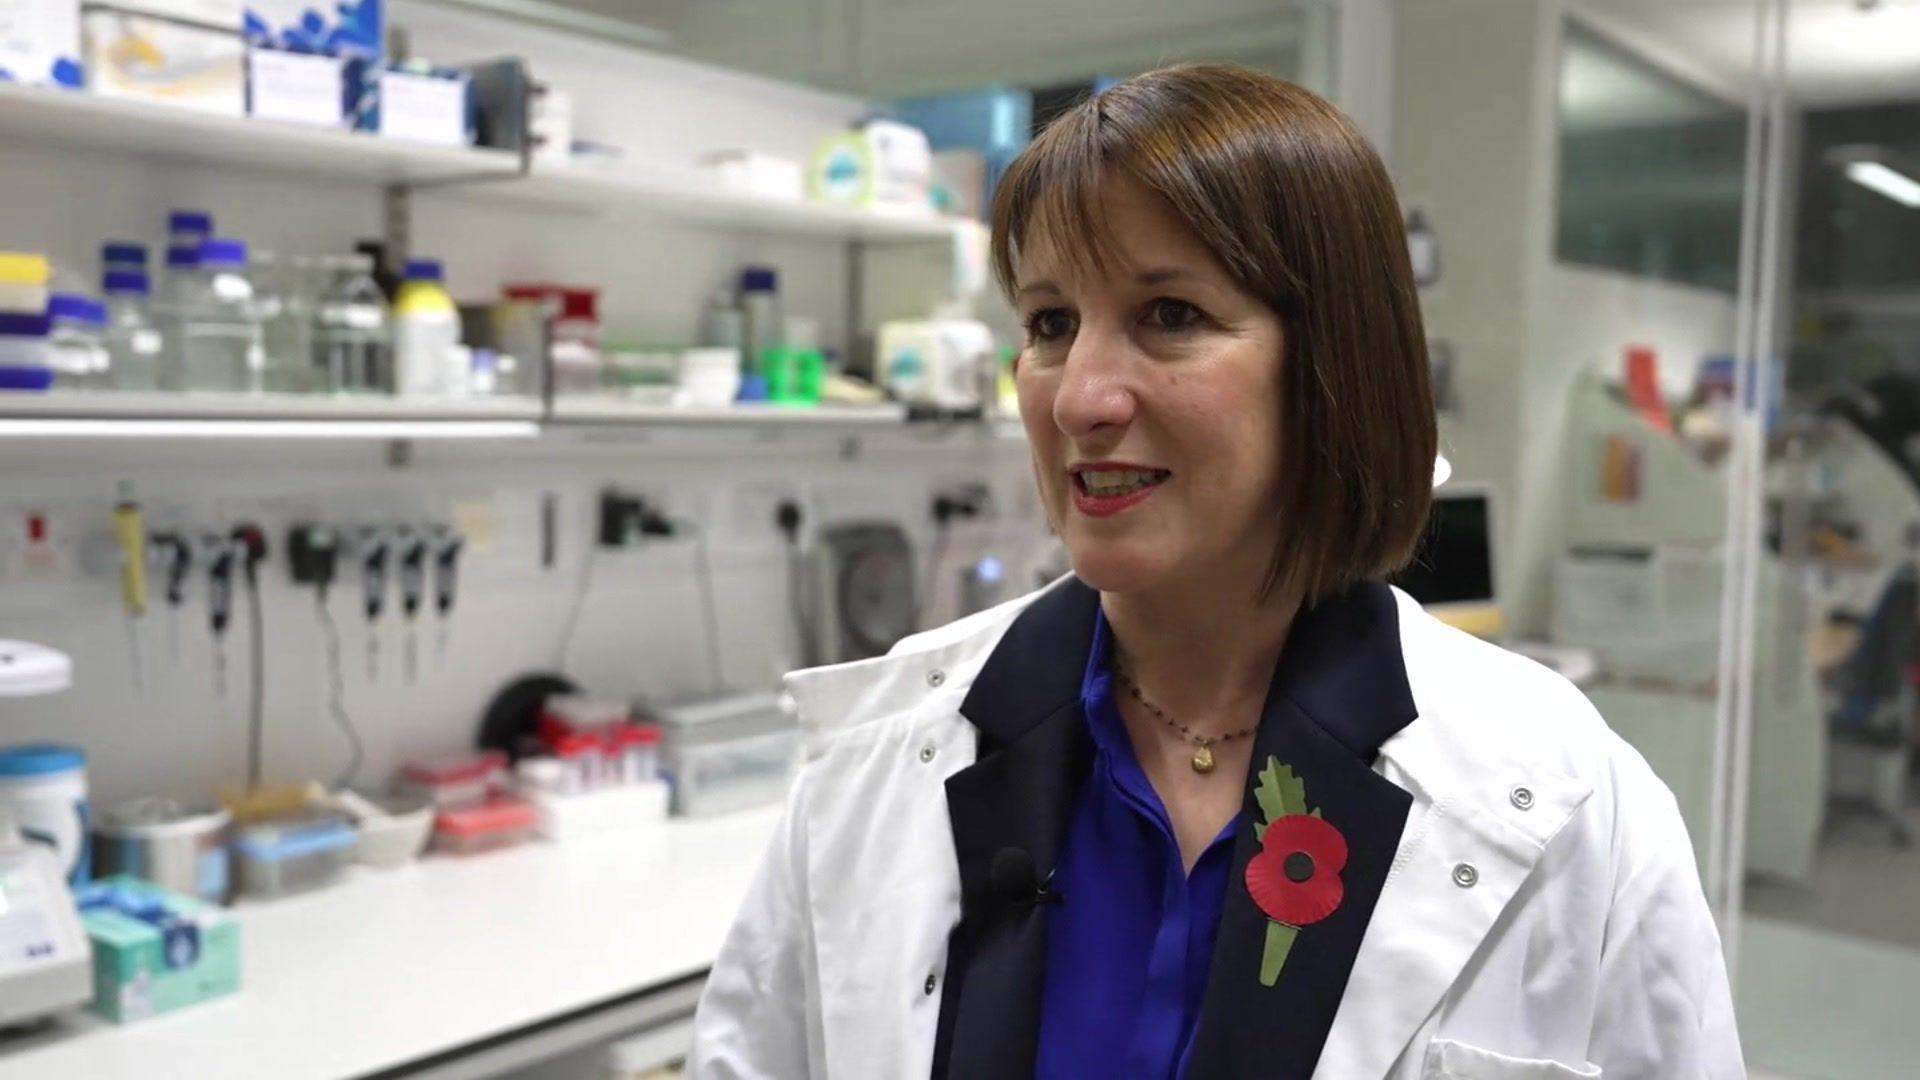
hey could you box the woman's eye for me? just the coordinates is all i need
[1148,299,1203,332]
[1026,308,1076,343]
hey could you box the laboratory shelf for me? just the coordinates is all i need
[490,160,962,242]
[0,84,959,242]
[0,390,542,420]
[0,807,781,1080]
[548,397,909,428]
[0,83,521,187]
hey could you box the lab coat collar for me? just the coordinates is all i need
[1309,589,1595,1079]
[1185,580,1418,1078]
[933,577,1100,1077]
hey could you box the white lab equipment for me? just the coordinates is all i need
[875,317,996,411]
[0,745,90,886]
[0,640,93,1028]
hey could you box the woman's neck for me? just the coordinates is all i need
[1101,578,1301,738]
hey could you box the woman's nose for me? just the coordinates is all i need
[1052,335,1135,437]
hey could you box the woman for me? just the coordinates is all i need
[691,64,1742,1079]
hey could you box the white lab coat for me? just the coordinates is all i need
[689,580,1744,1079]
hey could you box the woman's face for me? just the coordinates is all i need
[1014,174,1289,599]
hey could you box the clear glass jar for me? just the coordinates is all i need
[312,254,391,394]
[47,294,109,390]
[257,252,317,394]
[102,272,164,391]
[176,238,264,393]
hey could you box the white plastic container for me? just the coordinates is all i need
[655,693,800,817]
[677,347,741,408]
[394,258,460,398]
[0,744,90,884]
[529,781,669,841]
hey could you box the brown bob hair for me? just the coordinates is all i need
[989,63,1437,607]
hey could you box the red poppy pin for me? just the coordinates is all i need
[1245,757,1349,986]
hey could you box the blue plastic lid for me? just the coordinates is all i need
[103,270,150,296]
[0,311,51,337]
[164,245,200,270]
[740,267,778,293]
[48,294,105,327]
[0,365,52,391]
[168,210,212,237]
[0,744,86,778]
[736,372,769,402]
[101,242,147,266]
[402,259,443,282]
[198,238,247,268]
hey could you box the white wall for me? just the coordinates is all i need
[666,0,1324,99]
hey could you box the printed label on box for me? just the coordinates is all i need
[248,48,342,127]
[378,71,467,146]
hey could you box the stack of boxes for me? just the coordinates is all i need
[0,0,83,88]
[0,253,53,393]
[10,0,470,146]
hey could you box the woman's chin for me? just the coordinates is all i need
[1064,544,1180,596]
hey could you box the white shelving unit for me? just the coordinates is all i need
[0,391,542,422]
[0,83,520,187]
[0,83,962,244]
[548,398,908,427]
[0,391,960,440]
[496,161,959,242]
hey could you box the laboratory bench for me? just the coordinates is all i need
[0,807,780,1080]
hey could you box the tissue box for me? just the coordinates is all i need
[0,0,82,88]
[349,61,472,146]
[78,875,240,1023]
[83,0,244,116]
[247,46,341,126]
[243,0,380,57]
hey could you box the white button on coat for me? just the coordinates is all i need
[690,581,1744,1079]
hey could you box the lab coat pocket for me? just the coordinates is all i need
[1420,1038,1602,1080]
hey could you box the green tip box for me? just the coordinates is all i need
[79,875,240,1023]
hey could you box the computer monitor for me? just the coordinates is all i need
[1393,487,1504,638]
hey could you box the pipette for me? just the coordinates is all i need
[397,526,427,684]
[356,526,389,682]
[113,484,148,694]
[432,527,464,661]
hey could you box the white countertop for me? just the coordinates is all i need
[0,808,781,1080]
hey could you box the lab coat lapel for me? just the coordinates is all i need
[1310,596,1594,1079]
[1186,581,1418,1080]
[931,578,1101,1079]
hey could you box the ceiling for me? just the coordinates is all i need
[1578,0,1920,108]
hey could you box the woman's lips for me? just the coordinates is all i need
[1068,468,1170,518]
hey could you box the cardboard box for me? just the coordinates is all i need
[83,0,245,116]
[243,0,380,59]
[350,62,471,146]
[0,1,81,88]
[79,875,240,1023]
[247,46,342,126]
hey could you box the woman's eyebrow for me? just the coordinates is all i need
[1017,281,1065,299]
[1135,266,1200,286]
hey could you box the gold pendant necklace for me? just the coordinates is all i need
[1113,661,1256,775]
